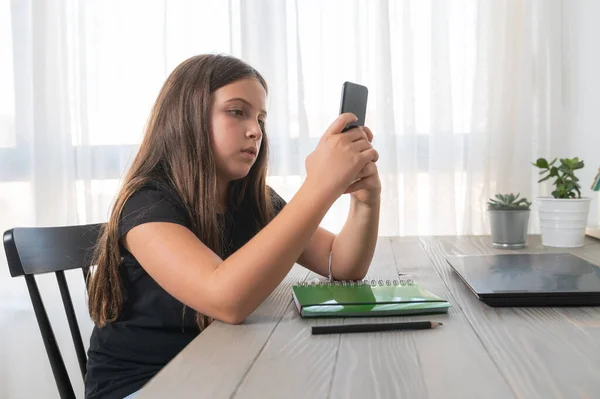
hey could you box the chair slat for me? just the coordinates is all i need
[56,270,87,379]
[9,224,102,276]
[25,274,76,399]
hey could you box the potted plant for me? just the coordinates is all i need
[533,157,591,247]
[488,193,532,249]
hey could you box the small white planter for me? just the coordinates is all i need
[537,197,591,247]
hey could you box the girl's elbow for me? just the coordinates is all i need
[220,310,246,325]
[204,283,248,325]
[357,271,369,281]
[212,302,248,325]
[349,272,368,281]
[337,268,368,281]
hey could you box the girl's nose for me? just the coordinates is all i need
[247,122,262,140]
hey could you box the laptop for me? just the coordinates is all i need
[445,253,600,306]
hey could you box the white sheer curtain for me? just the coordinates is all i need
[0,0,565,397]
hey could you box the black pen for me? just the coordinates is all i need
[311,321,443,335]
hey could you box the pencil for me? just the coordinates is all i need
[592,168,600,191]
[311,321,443,335]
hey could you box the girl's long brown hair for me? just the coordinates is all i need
[87,54,274,330]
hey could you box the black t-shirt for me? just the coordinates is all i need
[84,181,286,399]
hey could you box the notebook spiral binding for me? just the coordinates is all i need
[295,278,415,287]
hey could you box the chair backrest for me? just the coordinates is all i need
[3,223,104,399]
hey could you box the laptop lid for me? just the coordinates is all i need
[445,253,600,298]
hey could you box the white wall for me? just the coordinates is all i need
[563,0,600,227]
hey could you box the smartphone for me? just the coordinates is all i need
[339,81,368,132]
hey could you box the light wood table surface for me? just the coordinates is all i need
[137,235,600,399]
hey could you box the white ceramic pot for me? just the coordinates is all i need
[537,197,591,247]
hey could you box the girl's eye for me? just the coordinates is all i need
[228,109,243,117]
[258,120,266,130]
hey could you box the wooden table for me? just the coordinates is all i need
[137,236,600,399]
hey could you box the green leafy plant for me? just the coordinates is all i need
[487,193,531,210]
[533,157,584,198]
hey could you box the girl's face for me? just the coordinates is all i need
[210,78,267,183]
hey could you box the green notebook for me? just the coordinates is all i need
[292,280,451,318]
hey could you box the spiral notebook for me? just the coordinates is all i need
[292,279,451,318]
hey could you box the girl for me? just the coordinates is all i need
[84,54,380,399]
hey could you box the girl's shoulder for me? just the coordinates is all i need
[118,180,190,239]
[267,185,287,214]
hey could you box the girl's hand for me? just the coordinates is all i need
[344,126,381,207]
[305,113,378,198]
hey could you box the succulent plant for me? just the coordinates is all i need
[533,157,584,199]
[487,193,532,210]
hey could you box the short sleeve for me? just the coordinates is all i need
[268,186,287,217]
[118,182,191,239]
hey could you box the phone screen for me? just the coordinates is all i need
[339,82,368,132]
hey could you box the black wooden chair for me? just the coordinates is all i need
[3,223,104,399]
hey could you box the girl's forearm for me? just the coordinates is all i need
[209,180,337,322]
[329,197,380,280]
